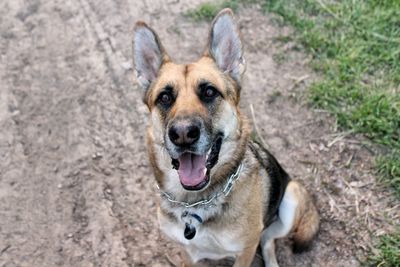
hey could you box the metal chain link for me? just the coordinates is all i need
[157,163,244,209]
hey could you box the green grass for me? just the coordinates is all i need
[185,1,240,21]
[185,0,259,21]
[262,0,400,196]
[263,0,400,265]
[377,151,400,197]
[368,229,400,267]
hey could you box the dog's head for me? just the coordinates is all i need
[133,9,246,192]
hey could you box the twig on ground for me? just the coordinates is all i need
[314,109,331,113]
[364,206,371,231]
[386,204,400,213]
[250,104,268,148]
[345,152,355,168]
[342,178,360,215]
[298,159,322,165]
[324,188,343,214]
[327,131,354,147]
[0,245,11,256]
[289,75,310,91]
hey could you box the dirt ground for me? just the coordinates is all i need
[0,0,399,266]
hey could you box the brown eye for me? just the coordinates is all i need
[157,91,173,108]
[205,87,216,98]
[160,93,171,104]
[199,83,220,102]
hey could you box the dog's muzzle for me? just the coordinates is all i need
[167,119,223,191]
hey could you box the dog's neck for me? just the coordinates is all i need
[157,162,244,209]
[158,159,248,226]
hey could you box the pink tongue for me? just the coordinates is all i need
[177,153,207,186]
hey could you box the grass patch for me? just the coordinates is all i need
[377,151,400,198]
[185,0,259,21]
[262,0,400,265]
[367,230,400,267]
[263,0,400,194]
[185,1,240,21]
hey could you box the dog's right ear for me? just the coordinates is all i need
[133,22,169,90]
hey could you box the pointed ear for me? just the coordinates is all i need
[207,9,245,83]
[133,22,169,89]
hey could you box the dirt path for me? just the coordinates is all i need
[0,1,398,266]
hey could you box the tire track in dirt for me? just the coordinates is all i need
[0,1,72,265]
[0,0,131,266]
[78,0,126,87]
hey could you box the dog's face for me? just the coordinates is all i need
[133,9,245,191]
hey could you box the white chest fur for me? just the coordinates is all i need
[158,210,244,263]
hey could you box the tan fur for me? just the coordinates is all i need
[145,56,248,194]
[145,58,238,111]
[146,128,164,186]
[134,8,319,267]
[290,181,320,252]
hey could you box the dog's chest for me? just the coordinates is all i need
[159,212,244,262]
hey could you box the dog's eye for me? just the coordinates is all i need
[200,83,219,101]
[205,87,216,98]
[157,92,173,106]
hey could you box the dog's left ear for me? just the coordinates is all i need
[207,8,245,84]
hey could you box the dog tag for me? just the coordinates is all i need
[184,223,196,240]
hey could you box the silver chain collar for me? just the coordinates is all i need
[157,163,244,209]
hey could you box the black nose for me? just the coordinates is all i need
[168,122,201,147]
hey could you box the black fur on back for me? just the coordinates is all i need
[248,138,290,228]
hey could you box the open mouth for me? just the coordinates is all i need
[172,134,223,191]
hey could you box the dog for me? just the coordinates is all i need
[132,8,319,267]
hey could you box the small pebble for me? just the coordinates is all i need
[92,152,102,159]
[121,61,132,70]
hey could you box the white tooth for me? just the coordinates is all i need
[203,168,207,176]
[206,148,212,160]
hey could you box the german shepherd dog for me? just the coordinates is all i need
[133,9,319,267]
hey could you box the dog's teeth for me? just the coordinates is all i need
[206,149,212,159]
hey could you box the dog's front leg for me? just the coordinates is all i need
[233,243,258,267]
[260,181,300,267]
[179,249,196,267]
